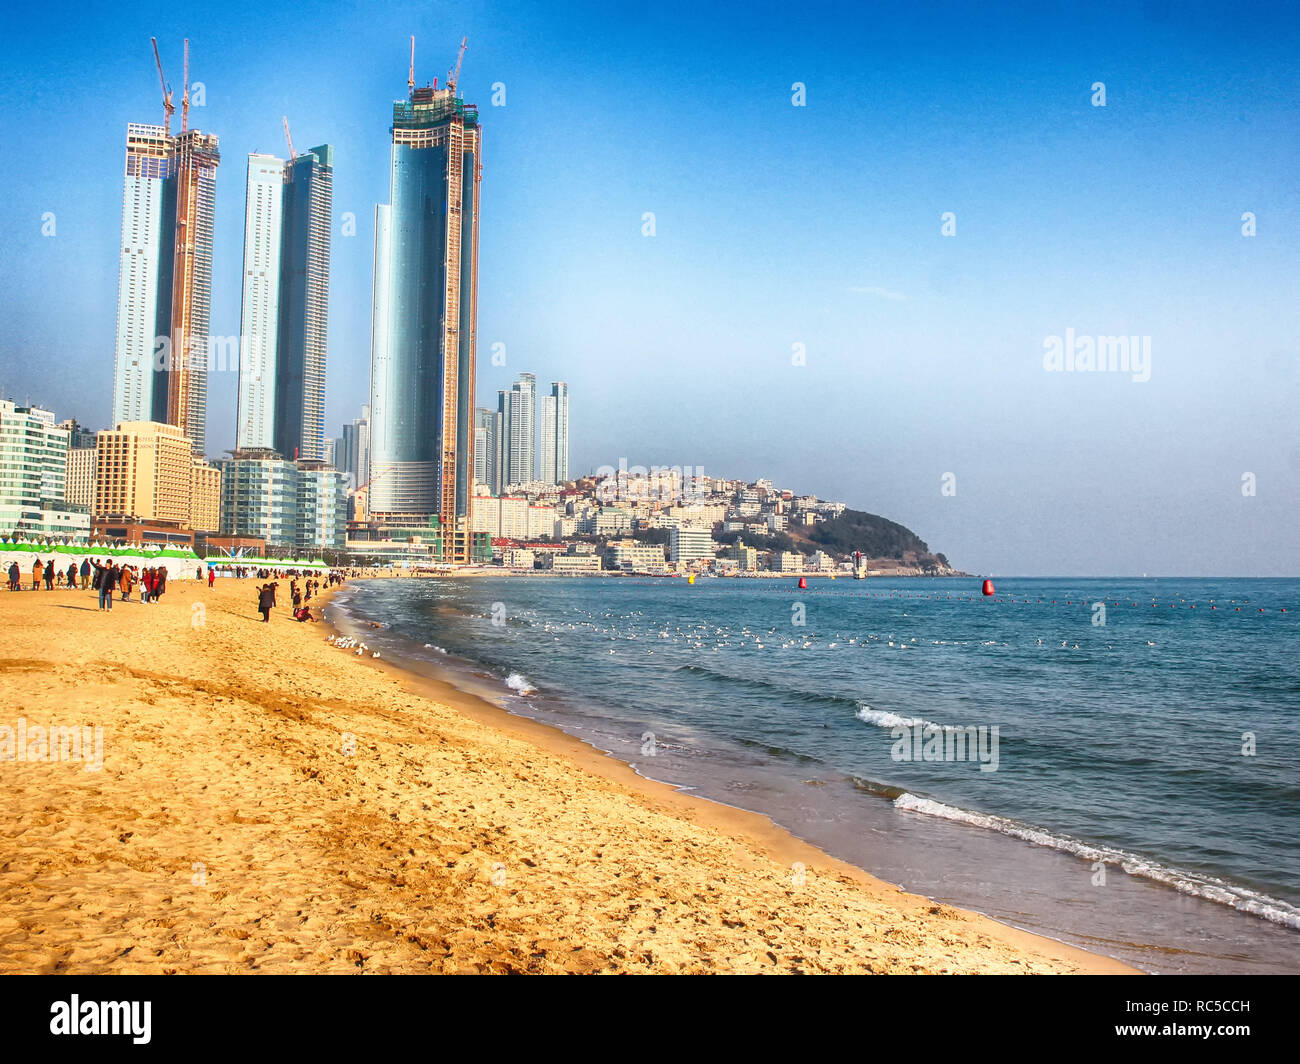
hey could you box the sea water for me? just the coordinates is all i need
[330,576,1299,973]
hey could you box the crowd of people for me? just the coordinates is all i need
[5,557,375,623]
[4,557,169,610]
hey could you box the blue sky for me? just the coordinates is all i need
[0,0,1296,575]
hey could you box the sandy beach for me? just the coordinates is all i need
[0,577,1134,974]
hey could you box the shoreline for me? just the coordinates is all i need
[325,578,1136,974]
[0,577,1135,973]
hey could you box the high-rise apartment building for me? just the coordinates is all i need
[473,406,500,495]
[57,418,99,511]
[111,123,220,456]
[65,446,98,511]
[539,381,569,485]
[498,372,535,488]
[368,63,481,562]
[215,450,347,550]
[0,401,87,539]
[336,406,371,492]
[235,145,334,462]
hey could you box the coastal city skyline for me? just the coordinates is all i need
[1,1,1296,575]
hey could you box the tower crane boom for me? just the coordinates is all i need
[448,36,467,94]
[150,37,174,135]
[181,38,190,133]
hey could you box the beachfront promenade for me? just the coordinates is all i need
[0,579,1128,973]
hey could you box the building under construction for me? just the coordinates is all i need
[368,38,481,562]
[111,40,220,457]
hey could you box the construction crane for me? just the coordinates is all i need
[282,116,296,160]
[447,36,467,95]
[408,36,415,91]
[150,38,175,135]
[181,38,190,133]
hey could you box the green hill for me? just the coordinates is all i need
[807,509,943,564]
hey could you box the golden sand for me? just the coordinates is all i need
[0,578,1134,974]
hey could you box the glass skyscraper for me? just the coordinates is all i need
[111,123,220,456]
[368,72,481,561]
[235,145,334,462]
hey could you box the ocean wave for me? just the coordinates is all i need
[855,705,927,730]
[504,672,537,696]
[850,775,908,800]
[854,704,977,733]
[673,663,861,710]
[734,736,823,764]
[892,793,1300,930]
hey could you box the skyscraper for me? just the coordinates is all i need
[336,405,371,492]
[368,59,481,561]
[539,381,569,485]
[235,145,334,461]
[498,372,535,488]
[473,406,500,495]
[111,123,220,456]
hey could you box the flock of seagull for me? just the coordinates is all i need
[326,633,381,658]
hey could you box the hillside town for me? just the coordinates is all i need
[0,399,953,577]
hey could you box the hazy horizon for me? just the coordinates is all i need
[1,0,1295,577]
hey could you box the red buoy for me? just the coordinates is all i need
[797,577,807,589]
[982,579,995,596]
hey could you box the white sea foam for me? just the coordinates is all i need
[854,704,971,733]
[893,793,1300,930]
[505,672,536,696]
[855,705,925,730]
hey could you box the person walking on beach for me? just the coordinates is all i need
[257,583,274,622]
[7,561,19,591]
[208,566,215,589]
[44,561,55,590]
[32,559,43,591]
[91,560,117,611]
[66,563,76,589]
[154,566,167,601]
[79,558,90,590]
